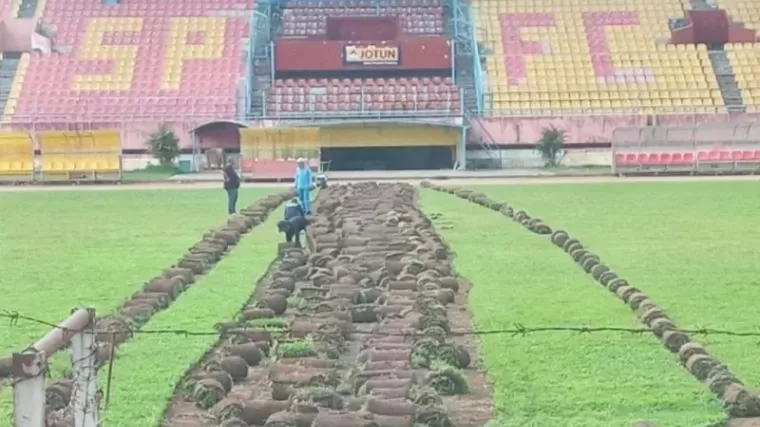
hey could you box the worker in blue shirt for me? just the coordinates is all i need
[294,158,313,214]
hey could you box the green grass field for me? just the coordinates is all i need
[421,189,727,427]
[99,215,282,426]
[0,187,277,363]
[0,187,282,424]
[1,181,757,427]
[473,181,760,390]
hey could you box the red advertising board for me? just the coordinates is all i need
[274,37,451,72]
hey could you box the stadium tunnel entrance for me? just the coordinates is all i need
[317,123,460,171]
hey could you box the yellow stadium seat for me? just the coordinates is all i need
[0,131,34,180]
[472,0,727,114]
[38,130,121,179]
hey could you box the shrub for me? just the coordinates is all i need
[536,126,566,167]
[147,123,180,166]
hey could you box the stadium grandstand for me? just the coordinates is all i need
[0,0,759,182]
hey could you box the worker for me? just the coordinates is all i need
[278,197,308,247]
[294,158,313,214]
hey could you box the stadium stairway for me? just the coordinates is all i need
[446,3,479,113]
[250,1,274,117]
[17,0,40,18]
[0,55,19,116]
[696,0,748,113]
[708,47,746,112]
[0,0,39,117]
[689,0,714,8]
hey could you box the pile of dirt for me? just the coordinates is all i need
[165,183,492,427]
[421,181,760,418]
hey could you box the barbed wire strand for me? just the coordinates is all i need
[3,310,760,339]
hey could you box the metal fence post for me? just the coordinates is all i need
[70,321,98,427]
[12,351,47,427]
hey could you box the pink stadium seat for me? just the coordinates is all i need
[266,77,460,116]
[279,0,445,37]
[11,0,248,120]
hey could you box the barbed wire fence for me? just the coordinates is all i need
[4,309,760,339]
[4,307,760,426]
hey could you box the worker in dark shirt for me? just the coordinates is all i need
[277,198,308,247]
[223,160,240,215]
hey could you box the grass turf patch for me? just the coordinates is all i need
[420,189,725,427]
[0,188,279,423]
[0,187,278,357]
[95,210,282,427]
[474,181,760,391]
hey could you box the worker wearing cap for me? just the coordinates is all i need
[294,158,313,214]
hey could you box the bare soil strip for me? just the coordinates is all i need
[164,182,493,427]
[421,181,760,424]
[0,192,293,421]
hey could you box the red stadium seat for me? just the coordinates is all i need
[265,77,462,116]
[12,0,247,119]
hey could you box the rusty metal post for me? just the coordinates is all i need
[12,351,46,427]
[29,308,94,357]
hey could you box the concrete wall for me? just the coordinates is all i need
[467,148,612,168]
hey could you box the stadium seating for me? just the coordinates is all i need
[9,0,249,120]
[266,77,460,116]
[473,0,723,114]
[279,0,444,37]
[615,149,760,169]
[37,130,122,180]
[720,0,760,36]
[725,43,760,112]
[0,131,34,180]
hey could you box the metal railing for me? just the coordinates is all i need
[1,96,238,121]
[466,3,485,114]
[482,105,754,117]
[612,121,760,149]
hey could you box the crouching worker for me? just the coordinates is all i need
[277,198,308,248]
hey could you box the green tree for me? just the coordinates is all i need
[147,123,180,166]
[536,126,566,167]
